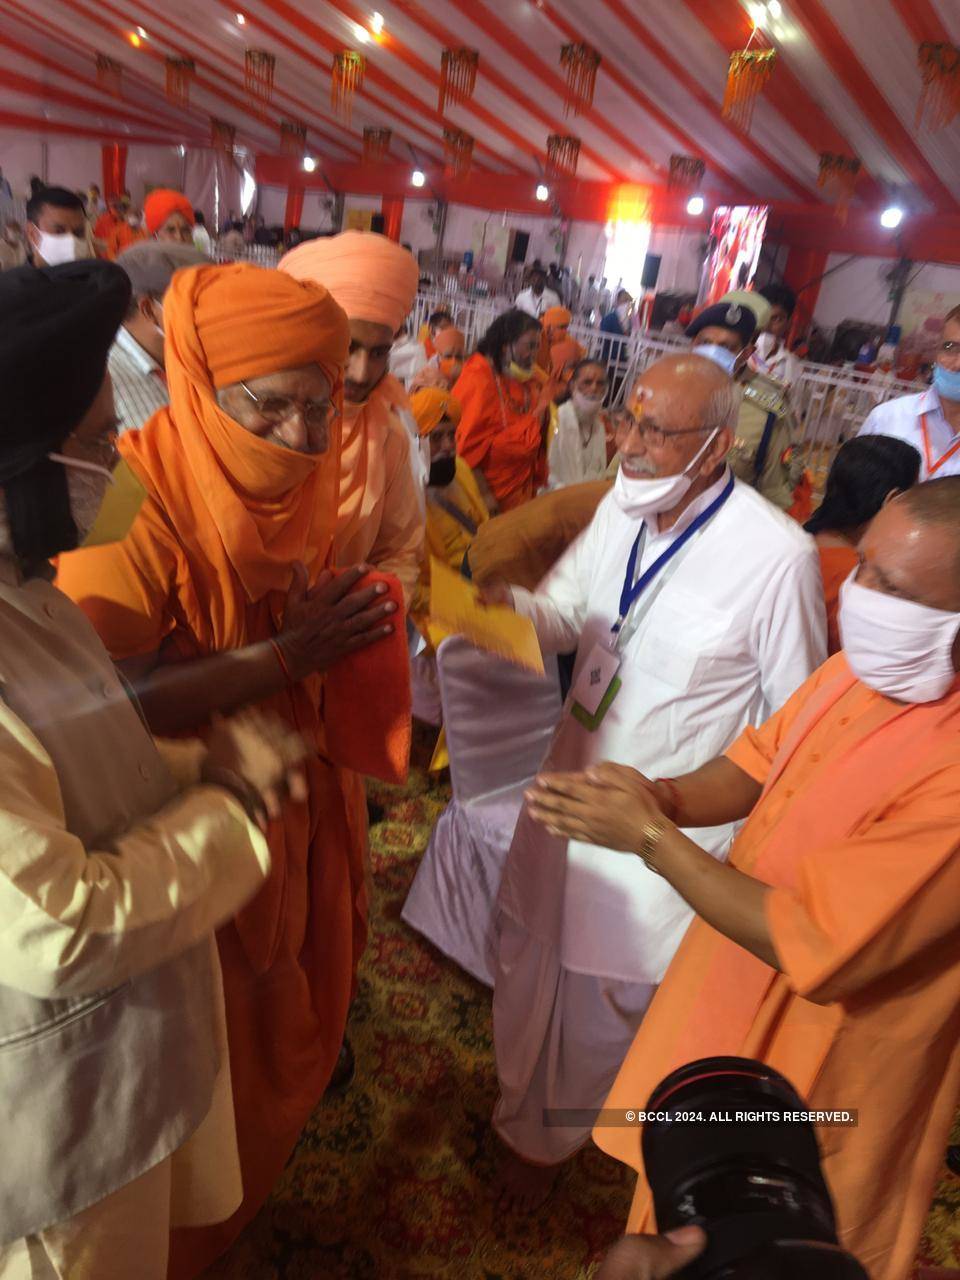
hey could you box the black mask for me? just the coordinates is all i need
[429,456,456,488]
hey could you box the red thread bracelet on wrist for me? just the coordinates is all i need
[270,638,294,685]
[654,776,683,824]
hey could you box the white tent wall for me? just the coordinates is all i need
[812,254,960,333]
[0,135,44,201]
[399,199,436,258]
[258,186,288,226]
[647,226,703,295]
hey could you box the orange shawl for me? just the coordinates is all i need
[817,543,858,655]
[453,353,545,510]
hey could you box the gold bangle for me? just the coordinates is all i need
[638,818,667,871]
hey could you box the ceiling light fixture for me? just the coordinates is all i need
[767,0,782,17]
[880,205,904,229]
[371,11,384,34]
[236,12,246,24]
[354,23,371,43]
[748,2,765,26]
[686,194,705,215]
[137,25,148,38]
[535,183,550,201]
[303,156,318,172]
[128,31,142,47]
[411,169,426,187]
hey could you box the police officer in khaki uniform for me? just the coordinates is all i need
[686,289,804,511]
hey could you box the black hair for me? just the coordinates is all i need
[805,435,921,535]
[477,308,541,374]
[26,186,85,224]
[759,282,797,317]
[194,210,206,225]
[428,309,452,329]
[3,462,78,564]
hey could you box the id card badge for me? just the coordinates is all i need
[570,642,622,731]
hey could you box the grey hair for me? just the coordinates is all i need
[702,379,742,434]
[115,240,210,309]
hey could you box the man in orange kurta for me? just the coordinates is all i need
[454,308,561,512]
[524,481,960,1280]
[57,263,405,1278]
[280,231,425,605]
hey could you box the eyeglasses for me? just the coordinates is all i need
[939,339,959,355]
[610,410,711,449]
[240,381,339,430]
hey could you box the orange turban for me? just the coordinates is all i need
[410,387,462,436]
[172,261,350,389]
[279,230,418,333]
[550,337,584,380]
[543,306,572,332]
[143,188,195,235]
[432,326,465,358]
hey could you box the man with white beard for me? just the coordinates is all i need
[485,352,826,1211]
[548,360,611,489]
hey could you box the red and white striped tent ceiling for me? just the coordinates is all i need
[3,0,960,217]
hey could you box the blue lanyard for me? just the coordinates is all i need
[613,473,735,634]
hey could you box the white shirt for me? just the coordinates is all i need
[858,386,960,480]
[389,338,428,387]
[107,326,169,434]
[498,474,826,984]
[514,286,562,318]
[548,400,608,489]
[752,332,802,390]
[192,225,214,255]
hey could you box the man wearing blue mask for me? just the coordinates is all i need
[687,289,804,511]
[858,304,960,479]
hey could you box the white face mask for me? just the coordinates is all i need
[572,391,603,421]
[838,574,960,703]
[616,303,631,323]
[46,453,114,544]
[613,429,719,520]
[33,230,91,267]
[694,342,738,377]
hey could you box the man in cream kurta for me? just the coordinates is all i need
[0,259,284,1279]
[490,354,826,1206]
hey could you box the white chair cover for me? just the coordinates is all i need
[402,636,562,985]
[410,650,442,726]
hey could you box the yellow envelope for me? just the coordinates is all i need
[428,559,545,675]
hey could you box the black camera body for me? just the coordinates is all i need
[642,1057,869,1279]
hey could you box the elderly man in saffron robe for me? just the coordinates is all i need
[57,262,408,1277]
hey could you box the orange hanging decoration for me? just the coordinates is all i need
[210,118,236,157]
[559,43,601,116]
[443,128,474,178]
[439,48,478,112]
[165,57,195,107]
[280,120,307,157]
[245,49,276,102]
[546,134,580,177]
[332,51,365,121]
[817,152,861,223]
[668,154,705,192]
[721,48,776,132]
[95,53,123,97]
[916,42,960,131]
[363,127,392,164]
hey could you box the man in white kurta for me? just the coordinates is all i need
[858,304,960,479]
[547,360,610,489]
[491,353,826,1205]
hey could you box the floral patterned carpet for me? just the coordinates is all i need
[207,729,960,1279]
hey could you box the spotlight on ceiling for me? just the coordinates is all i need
[354,22,371,43]
[535,183,550,202]
[371,11,384,34]
[767,0,782,17]
[411,169,426,188]
[302,156,318,173]
[880,205,904,229]
[137,25,148,37]
[748,2,765,26]
[128,31,142,47]
[236,12,246,23]
[686,194,705,216]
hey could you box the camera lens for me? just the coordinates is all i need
[642,1056,868,1279]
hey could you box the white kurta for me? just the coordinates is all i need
[547,401,608,489]
[492,473,826,1162]
[858,385,960,479]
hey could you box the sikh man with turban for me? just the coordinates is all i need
[280,230,425,604]
[408,386,490,633]
[0,260,305,1278]
[57,262,405,1276]
[143,188,196,246]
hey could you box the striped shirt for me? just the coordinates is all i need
[108,326,169,434]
